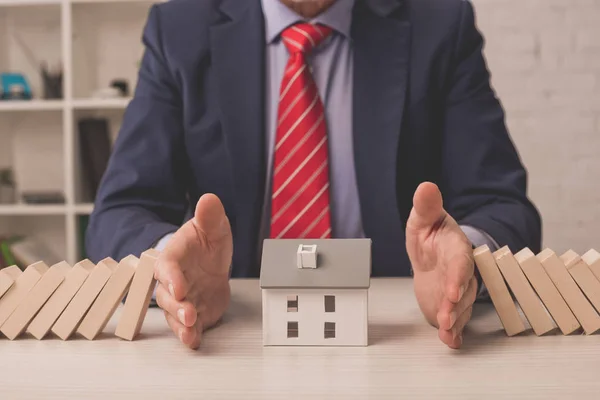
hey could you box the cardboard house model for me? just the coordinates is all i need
[260,239,371,346]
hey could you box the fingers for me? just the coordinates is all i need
[445,252,475,304]
[155,283,197,328]
[407,182,446,232]
[437,275,477,330]
[154,258,189,301]
[193,193,231,245]
[189,323,203,350]
[451,305,473,341]
[438,306,472,349]
[164,310,201,349]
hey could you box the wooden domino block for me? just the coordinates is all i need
[515,248,580,335]
[1,262,70,340]
[473,245,526,336]
[115,249,159,340]
[51,258,118,340]
[0,262,49,328]
[561,250,600,314]
[538,249,600,334]
[494,246,555,336]
[582,249,600,283]
[28,259,95,340]
[77,255,138,340]
[0,266,22,299]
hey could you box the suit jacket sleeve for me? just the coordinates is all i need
[85,5,187,262]
[440,0,542,254]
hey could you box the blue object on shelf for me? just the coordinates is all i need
[0,73,32,100]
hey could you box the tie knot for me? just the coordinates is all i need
[281,23,333,55]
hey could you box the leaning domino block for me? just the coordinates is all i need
[115,249,159,341]
[515,248,580,335]
[538,249,600,335]
[1,262,70,340]
[0,266,22,299]
[77,255,138,340]
[28,260,95,340]
[473,245,526,336]
[562,250,600,314]
[51,258,117,340]
[583,250,600,283]
[495,246,555,336]
[0,262,49,328]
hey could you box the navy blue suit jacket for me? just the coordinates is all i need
[86,0,542,278]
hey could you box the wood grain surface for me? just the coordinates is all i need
[0,278,599,399]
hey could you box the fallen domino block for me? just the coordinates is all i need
[515,248,580,335]
[0,266,22,299]
[115,249,159,340]
[562,250,600,314]
[473,245,526,336]
[51,258,117,340]
[495,246,555,336]
[0,262,49,329]
[1,262,70,340]
[538,249,600,335]
[77,255,138,340]
[28,260,95,340]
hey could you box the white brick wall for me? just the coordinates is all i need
[471,0,600,254]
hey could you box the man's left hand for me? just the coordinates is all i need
[406,182,478,349]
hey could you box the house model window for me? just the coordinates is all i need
[287,295,298,312]
[324,322,335,339]
[324,295,335,312]
[288,321,299,338]
[297,244,318,269]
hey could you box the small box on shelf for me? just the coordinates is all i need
[72,1,150,100]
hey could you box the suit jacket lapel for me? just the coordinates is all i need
[210,0,266,276]
[352,0,411,273]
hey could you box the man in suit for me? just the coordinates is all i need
[86,0,541,350]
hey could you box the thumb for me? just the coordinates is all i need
[193,193,231,244]
[407,182,446,232]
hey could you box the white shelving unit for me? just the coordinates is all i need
[0,0,156,265]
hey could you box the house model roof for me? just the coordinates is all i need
[259,239,371,289]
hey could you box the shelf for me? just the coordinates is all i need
[71,0,157,3]
[0,0,61,6]
[74,203,94,214]
[0,98,132,111]
[0,0,155,264]
[0,100,64,112]
[0,204,67,216]
[72,98,131,110]
[0,0,158,5]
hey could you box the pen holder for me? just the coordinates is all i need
[41,64,63,100]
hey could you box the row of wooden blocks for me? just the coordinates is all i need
[474,245,600,336]
[0,249,159,341]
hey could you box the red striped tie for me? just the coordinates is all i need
[269,23,333,239]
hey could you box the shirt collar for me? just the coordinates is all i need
[261,0,356,43]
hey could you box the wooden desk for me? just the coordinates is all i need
[0,278,598,399]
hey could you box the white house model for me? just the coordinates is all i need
[259,239,371,346]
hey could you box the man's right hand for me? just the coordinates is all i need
[154,193,233,349]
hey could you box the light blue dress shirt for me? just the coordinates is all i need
[156,0,498,292]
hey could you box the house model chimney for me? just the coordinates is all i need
[297,244,318,269]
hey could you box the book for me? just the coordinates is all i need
[78,118,112,202]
